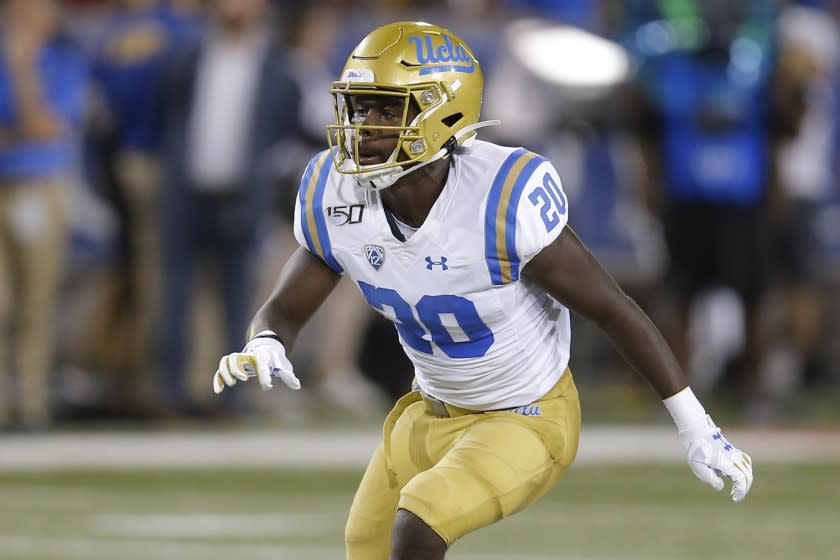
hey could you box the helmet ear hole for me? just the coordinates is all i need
[442,113,463,127]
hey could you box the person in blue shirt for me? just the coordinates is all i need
[0,0,88,430]
[627,0,781,413]
[87,0,199,418]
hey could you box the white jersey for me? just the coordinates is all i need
[293,140,571,410]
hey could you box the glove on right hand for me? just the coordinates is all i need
[212,332,300,394]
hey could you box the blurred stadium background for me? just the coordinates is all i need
[1,0,839,558]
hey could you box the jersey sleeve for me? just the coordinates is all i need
[293,150,344,274]
[484,150,569,285]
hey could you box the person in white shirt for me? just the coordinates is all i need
[159,0,301,419]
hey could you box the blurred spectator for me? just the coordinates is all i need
[628,0,781,409]
[84,0,199,417]
[158,0,302,419]
[281,5,389,416]
[0,0,88,430]
[768,2,839,390]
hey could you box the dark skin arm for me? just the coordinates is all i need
[247,247,342,352]
[523,226,686,399]
[2,13,64,144]
[7,57,63,142]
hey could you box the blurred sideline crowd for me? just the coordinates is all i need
[1,0,839,432]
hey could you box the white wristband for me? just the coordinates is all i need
[663,386,707,433]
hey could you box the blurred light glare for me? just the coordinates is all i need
[508,20,630,89]
[728,37,763,87]
[636,20,674,55]
[730,37,763,74]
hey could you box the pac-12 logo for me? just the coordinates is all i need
[365,244,385,270]
[407,34,475,75]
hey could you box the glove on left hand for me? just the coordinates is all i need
[680,415,753,502]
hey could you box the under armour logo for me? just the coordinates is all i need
[713,432,733,451]
[425,256,448,270]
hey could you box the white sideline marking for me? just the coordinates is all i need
[0,430,381,471]
[0,535,586,560]
[0,426,838,470]
[517,503,838,531]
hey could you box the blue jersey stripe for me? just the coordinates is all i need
[503,155,546,282]
[298,152,322,256]
[298,150,344,274]
[312,154,343,274]
[484,149,523,284]
[484,149,544,284]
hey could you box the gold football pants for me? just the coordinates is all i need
[345,370,581,559]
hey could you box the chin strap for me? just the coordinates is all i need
[356,119,501,190]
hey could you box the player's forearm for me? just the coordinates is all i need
[247,299,304,353]
[244,248,342,352]
[598,294,687,399]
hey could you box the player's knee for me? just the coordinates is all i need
[345,515,391,560]
[391,508,447,559]
[344,517,379,546]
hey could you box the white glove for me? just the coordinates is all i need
[212,331,300,394]
[679,415,753,502]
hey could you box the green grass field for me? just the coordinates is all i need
[1,463,837,560]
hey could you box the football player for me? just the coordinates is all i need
[212,21,753,560]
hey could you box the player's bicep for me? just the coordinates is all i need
[523,226,627,326]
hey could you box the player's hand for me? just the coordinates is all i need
[212,331,300,394]
[679,415,753,502]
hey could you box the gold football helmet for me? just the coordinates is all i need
[327,21,495,190]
